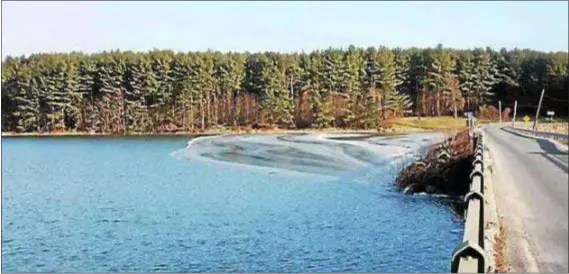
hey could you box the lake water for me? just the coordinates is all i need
[1,133,464,272]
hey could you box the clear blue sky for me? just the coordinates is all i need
[2,1,568,58]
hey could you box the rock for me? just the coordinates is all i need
[437,151,451,162]
[412,161,427,168]
[425,185,438,194]
[404,183,417,194]
[394,129,474,197]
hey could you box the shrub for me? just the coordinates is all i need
[502,107,512,121]
[478,105,500,120]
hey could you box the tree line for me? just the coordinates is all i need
[2,44,567,133]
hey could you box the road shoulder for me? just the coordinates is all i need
[481,133,501,272]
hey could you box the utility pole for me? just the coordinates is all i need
[498,101,502,123]
[533,88,545,130]
[512,100,518,127]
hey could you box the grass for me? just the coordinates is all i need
[392,116,469,130]
[509,121,569,146]
[2,116,471,138]
[513,122,568,134]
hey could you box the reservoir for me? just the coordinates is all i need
[1,133,463,272]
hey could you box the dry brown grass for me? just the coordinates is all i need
[537,123,568,134]
[393,116,469,130]
[515,122,569,135]
[494,217,509,273]
[512,122,569,146]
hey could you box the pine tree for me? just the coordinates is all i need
[2,46,569,133]
[376,46,399,121]
[429,47,456,116]
[457,54,476,111]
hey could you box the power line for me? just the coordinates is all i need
[543,93,569,102]
[524,87,569,102]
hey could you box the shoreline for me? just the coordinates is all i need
[1,117,473,138]
[1,126,444,138]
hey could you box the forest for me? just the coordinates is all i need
[2,44,568,133]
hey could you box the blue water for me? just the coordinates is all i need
[2,135,463,272]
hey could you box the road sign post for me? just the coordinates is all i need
[465,111,473,129]
[546,111,555,122]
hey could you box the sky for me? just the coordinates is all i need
[1,1,568,58]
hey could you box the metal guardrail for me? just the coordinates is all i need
[451,134,486,273]
[507,126,569,140]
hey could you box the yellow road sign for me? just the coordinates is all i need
[523,115,530,123]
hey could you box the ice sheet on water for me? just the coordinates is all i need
[173,132,446,179]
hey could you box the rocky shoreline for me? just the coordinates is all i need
[394,129,474,197]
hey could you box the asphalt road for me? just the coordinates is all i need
[483,124,568,272]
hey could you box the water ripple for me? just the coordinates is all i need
[3,135,461,272]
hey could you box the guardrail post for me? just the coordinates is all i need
[469,170,484,193]
[451,240,486,273]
